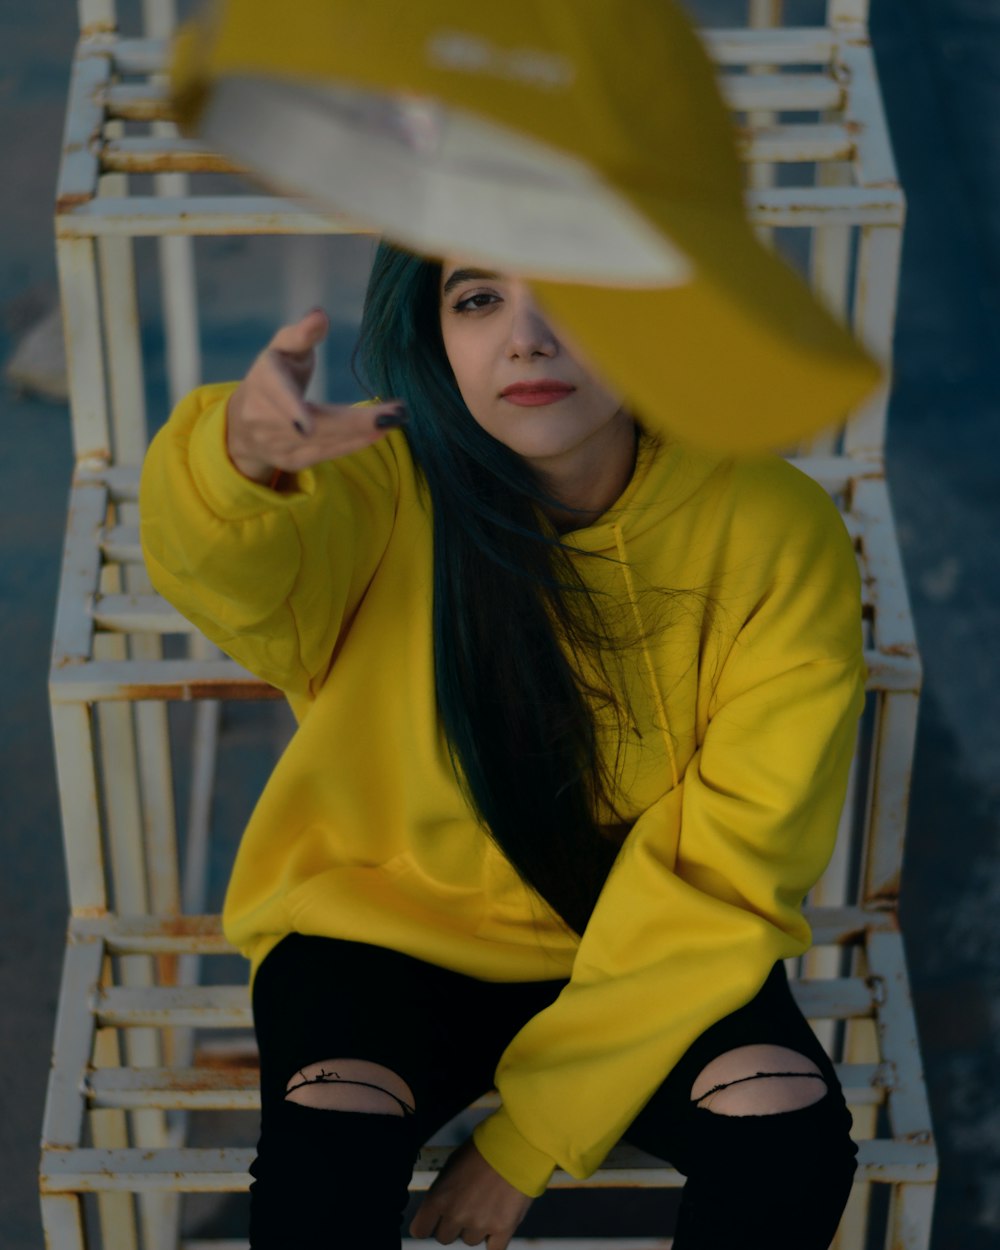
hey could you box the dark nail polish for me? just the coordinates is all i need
[293,419,306,436]
[375,407,409,429]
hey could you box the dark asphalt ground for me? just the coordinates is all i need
[1,1,998,1247]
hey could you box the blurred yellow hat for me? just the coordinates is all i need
[171,0,883,453]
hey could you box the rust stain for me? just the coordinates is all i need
[870,880,902,906]
[155,913,212,938]
[75,449,112,469]
[101,151,248,175]
[156,951,179,986]
[117,680,281,701]
[56,191,95,213]
[106,100,175,123]
[882,640,918,658]
[69,906,109,920]
[183,1060,259,1083]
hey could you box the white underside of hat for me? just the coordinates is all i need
[198,76,693,287]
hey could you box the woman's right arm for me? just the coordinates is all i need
[138,309,408,702]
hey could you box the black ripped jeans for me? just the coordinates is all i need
[248,933,858,1249]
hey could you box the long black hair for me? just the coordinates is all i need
[354,242,656,937]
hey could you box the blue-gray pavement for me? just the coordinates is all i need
[2,0,998,1246]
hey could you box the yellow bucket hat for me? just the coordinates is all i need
[171,0,884,453]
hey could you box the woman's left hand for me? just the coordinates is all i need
[408,1135,535,1247]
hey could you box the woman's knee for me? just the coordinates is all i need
[689,1043,828,1115]
[249,1067,419,1247]
[283,1057,416,1117]
[683,1044,858,1185]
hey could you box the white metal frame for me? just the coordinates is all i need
[41,1,935,1247]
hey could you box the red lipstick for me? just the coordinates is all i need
[499,380,576,407]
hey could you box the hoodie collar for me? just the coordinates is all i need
[559,428,725,554]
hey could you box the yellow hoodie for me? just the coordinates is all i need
[139,381,865,1198]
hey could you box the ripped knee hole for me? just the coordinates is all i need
[284,1061,415,1117]
[692,1069,827,1107]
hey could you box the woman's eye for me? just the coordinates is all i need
[453,291,499,313]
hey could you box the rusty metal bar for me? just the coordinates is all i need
[41,935,104,1148]
[91,1013,141,1250]
[59,905,891,953]
[864,691,920,904]
[828,0,870,29]
[92,594,193,633]
[100,525,142,563]
[836,941,881,1248]
[845,226,904,458]
[801,147,853,458]
[58,195,369,237]
[49,659,278,703]
[853,478,920,660]
[40,1134,938,1195]
[49,647,920,703]
[736,123,854,164]
[96,986,251,1029]
[38,1194,88,1250]
[57,43,109,211]
[57,238,112,463]
[885,1183,936,1250]
[104,82,172,121]
[751,187,902,227]
[840,41,898,188]
[49,704,108,913]
[56,187,905,239]
[97,153,148,466]
[77,463,141,499]
[866,929,937,1147]
[89,976,877,1031]
[707,26,835,63]
[78,0,116,31]
[101,136,249,174]
[52,482,106,664]
[72,913,234,951]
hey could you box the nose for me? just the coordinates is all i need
[505,286,559,360]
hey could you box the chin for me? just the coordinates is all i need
[487,415,600,462]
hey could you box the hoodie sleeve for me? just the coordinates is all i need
[139,381,399,703]
[472,472,866,1197]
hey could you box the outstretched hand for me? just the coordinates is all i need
[225,307,407,484]
[409,1135,535,1248]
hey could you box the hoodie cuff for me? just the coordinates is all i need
[471,1106,557,1199]
[187,382,316,520]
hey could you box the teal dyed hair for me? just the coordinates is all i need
[354,241,639,936]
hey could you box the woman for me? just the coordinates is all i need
[139,241,865,1249]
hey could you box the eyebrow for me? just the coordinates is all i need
[442,267,502,296]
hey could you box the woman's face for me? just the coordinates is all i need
[438,260,628,465]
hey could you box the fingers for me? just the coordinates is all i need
[408,1211,491,1247]
[264,308,330,435]
[241,395,406,476]
[408,1176,521,1249]
[257,348,315,435]
[225,306,409,479]
[286,399,408,469]
[269,306,329,358]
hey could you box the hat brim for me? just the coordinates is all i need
[531,195,883,455]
